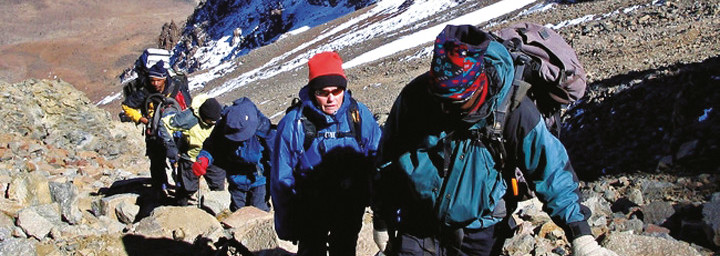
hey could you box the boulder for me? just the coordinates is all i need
[503,233,536,256]
[0,213,14,241]
[227,207,278,252]
[201,190,231,216]
[16,204,62,240]
[0,198,24,218]
[642,201,675,225]
[48,182,82,224]
[133,206,225,244]
[0,238,37,256]
[115,201,140,224]
[91,193,138,221]
[7,172,52,206]
[703,192,720,246]
[602,232,701,256]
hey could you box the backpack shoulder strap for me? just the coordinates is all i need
[485,58,532,169]
[346,97,363,148]
[299,108,317,151]
[295,97,364,152]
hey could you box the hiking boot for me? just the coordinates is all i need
[176,196,189,206]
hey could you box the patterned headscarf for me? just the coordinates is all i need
[429,25,491,102]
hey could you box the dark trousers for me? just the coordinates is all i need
[297,201,366,256]
[214,164,270,212]
[228,184,270,212]
[175,160,226,202]
[392,225,507,256]
[146,139,168,189]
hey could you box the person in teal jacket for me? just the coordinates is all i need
[271,51,382,256]
[372,25,617,256]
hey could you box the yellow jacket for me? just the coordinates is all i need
[161,94,217,161]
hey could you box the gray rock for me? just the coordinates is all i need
[583,196,612,229]
[641,181,673,202]
[48,181,82,225]
[16,204,62,240]
[133,206,225,244]
[201,190,231,216]
[602,232,701,256]
[7,172,52,206]
[627,188,644,206]
[91,193,138,221]
[625,218,644,234]
[703,192,720,246]
[49,223,98,241]
[675,140,698,160]
[642,201,675,225]
[228,207,278,253]
[12,226,27,239]
[115,201,139,224]
[0,238,37,256]
[0,213,13,241]
[94,216,125,235]
[503,233,536,256]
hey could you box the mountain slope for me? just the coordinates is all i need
[162,0,718,179]
[0,0,196,101]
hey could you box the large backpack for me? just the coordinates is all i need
[485,22,587,200]
[491,22,587,136]
[121,48,172,101]
[121,48,190,137]
[120,48,188,110]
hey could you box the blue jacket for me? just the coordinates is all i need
[198,98,273,190]
[375,41,591,238]
[271,87,382,240]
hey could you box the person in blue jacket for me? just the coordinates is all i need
[271,51,382,256]
[372,25,618,256]
[192,97,274,212]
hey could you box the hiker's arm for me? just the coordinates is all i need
[372,92,407,233]
[505,97,591,239]
[121,104,147,124]
[160,114,180,162]
[357,102,383,156]
[271,118,298,203]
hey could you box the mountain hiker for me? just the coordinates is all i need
[271,51,382,255]
[121,59,192,198]
[193,97,274,212]
[372,25,618,256]
[159,94,223,206]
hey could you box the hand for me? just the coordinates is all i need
[572,235,619,256]
[192,157,209,177]
[373,228,389,253]
[139,117,149,124]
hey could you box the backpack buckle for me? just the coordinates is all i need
[322,132,336,138]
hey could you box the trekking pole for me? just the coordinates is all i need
[196,178,203,209]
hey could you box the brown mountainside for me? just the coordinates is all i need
[0,0,196,100]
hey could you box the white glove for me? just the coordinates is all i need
[373,229,389,253]
[572,235,619,256]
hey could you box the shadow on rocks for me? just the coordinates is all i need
[94,177,178,221]
[122,235,294,256]
[563,56,720,180]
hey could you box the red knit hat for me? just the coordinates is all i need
[308,51,347,91]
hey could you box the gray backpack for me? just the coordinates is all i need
[485,22,587,201]
[492,22,587,136]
